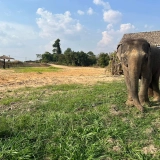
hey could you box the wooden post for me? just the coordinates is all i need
[3,59,5,69]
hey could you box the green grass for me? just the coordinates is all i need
[0,82,160,159]
[11,66,61,73]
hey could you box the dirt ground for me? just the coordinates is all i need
[0,64,124,91]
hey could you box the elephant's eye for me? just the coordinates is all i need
[122,56,127,62]
[122,57,128,67]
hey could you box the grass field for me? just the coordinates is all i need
[0,82,160,159]
[12,66,61,73]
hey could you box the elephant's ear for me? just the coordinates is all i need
[142,42,151,61]
[117,44,122,52]
[116,44,122,60]
[142,42,151,54]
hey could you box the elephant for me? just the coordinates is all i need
[117,38,160,112]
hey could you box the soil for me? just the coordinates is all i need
[0,64,123,91]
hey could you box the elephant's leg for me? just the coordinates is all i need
[152,74,160,102]
[123,66,143,111]
[125,76,133,105]
[148,83,153,97]
[139,79,150,106]
[122,65,134,106]
[139,68,151,106]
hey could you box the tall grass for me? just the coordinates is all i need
[0,82,160,159]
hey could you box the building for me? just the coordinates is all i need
[0,55,14,69]
[119,31,160,48]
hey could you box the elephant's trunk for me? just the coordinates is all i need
[128,54,143,111]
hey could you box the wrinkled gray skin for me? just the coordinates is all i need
[117,38,160,112]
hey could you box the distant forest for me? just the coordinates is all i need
[36,39,116,67]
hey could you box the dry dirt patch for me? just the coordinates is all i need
[0,64,123,91]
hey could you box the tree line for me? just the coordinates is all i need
[37,39,116,67]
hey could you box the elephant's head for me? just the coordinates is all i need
[117,38,151,68]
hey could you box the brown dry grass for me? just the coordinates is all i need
[0,64,123,91]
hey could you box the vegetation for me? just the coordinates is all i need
[41,52,53,63]
[52,39,62,54]
[0,82,160,159]
[12,66,61,73]
[97,52,110,67]
[39,38,112,67]
[106,52,123,75]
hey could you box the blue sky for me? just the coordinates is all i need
[0,0,160,61]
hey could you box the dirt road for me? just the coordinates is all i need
[0,64,123,91]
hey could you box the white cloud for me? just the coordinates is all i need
[36,8,95,55]
[93,0,110,9]
[87,7,94,15]
[36,8,83,38]
[0,21,43,61]
[0,5,137,61]
[144,24,154,30]
[106,23,113,30]
[97,23,136,52]
[77,10,84,15]
[103,9,122,24]
[93,0,134,53]
[98,31,112,47]
[0,21,37,47]
[119,23,135,33]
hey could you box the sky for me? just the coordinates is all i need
[0,0,160,61]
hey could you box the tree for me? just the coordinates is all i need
[75,51,88,66]
[97,53,110,67]
[87,51,97,65]
[41,52,53,62]
[36,54,42,60]
[57,54,65,64]
[36,54,42,62]
[63,49,97,66]
[52,39,62,54]
[64,48,75,65]
[52,53,59,62]
[87,51,94,57]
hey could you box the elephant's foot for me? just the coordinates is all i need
[148,88,153,97]
[135,105,144,112]
[139,96,151,107]
[126,100,143,112]
[141,101,151,107]
[153,96,160,102]
[125,99,134,107]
